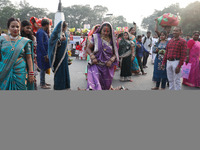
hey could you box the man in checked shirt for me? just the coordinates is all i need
[161,26,187,90]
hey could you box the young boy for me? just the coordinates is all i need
[136,35,151,75]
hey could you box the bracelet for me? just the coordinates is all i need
[90,55,95,60]
[110,56,116,62]
[29,72,34,76]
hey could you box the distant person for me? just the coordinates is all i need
[0,31,6,36]
[21,20,38,90]
[136,35,151,75]
[182,31,200,88]
[129,27,140,75]
[142,31,152,68]
[155,19,173,40]
[118,32,135,82]
[186,35,190,42]
[36,19,51,89]
[161,26,187,90]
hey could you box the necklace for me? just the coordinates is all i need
[101,36,110,51]
[9,36,19,51]
[10,35,19,40]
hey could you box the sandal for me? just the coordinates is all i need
[41,85,51,89]
[151,87,159,90]
[45,83,51,86]
[142,72,147,75]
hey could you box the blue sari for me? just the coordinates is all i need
[0,36,34,90]
[48,21,70,90]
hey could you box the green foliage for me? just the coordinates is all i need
[141,3,181,33]
[141,2,200,36]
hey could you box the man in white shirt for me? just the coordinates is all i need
[0,31,7,36]
[142,31,152,68]
[151,34,159,64]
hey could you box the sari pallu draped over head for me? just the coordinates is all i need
[48,21,70,90]
[0,37,34,90]
[88,22,119,65]
[86,22,119,90]
[118,33,132,59]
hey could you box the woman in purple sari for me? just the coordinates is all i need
[85,22,119,90]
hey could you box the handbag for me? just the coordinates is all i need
[181,62,191,79]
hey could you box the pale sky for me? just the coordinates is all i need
[12,0,198,28]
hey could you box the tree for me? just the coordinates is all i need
[17,0,48,22]
[179,1,200,36]
[141,3,181,33]
[0,0,17,29]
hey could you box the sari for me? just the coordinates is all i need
[118,37,134,80]
[129,33,140,73]
[87,22,119,90]
[0,36,34,90]
[85,24,100,76]
[48,21,70,90]
[182,40,200,87]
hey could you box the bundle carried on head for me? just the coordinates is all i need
[156,13,181,27]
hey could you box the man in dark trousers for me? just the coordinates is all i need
[36,19,51,89]
[142,31,152,68]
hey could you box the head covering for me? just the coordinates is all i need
[96,22,119,62]
[48,21,68,74]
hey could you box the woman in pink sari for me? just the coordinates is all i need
[182,31,200,88]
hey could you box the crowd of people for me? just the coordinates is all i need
[0,17,200,91]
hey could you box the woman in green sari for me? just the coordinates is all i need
[0,18,35,90]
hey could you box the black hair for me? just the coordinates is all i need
[174,26,182,32]
[137,35,142,41]
[21,20,33,41]
[41,19,50,27]
[157,30,167,44]
[123,32,130,40]
[7,17,20,28]
[117,33,123,39]
[193,31,200,35]
[147,31,151,34]
[63,21,67,29]
[99,23,112,38]
[21,20,32,27]
[129,27,135,33]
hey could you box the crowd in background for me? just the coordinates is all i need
[1,16,200,91]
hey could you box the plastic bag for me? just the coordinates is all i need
[181,62,191,79]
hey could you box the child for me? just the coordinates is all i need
[136,35,151,75]
[75,42,81,59]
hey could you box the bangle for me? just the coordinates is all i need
[29,72,34,76]
[90,55,95,60]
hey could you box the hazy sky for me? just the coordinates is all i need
[12,0,198,28]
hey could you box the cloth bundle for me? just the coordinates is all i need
[156,13,180,27]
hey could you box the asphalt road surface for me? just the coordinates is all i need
[36,56,199,91]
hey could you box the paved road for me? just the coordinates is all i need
[36,57,199,90]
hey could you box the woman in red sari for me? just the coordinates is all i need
[182,31,200,88]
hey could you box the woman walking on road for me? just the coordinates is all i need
[85,22,119,90]
[118,32,135,82]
